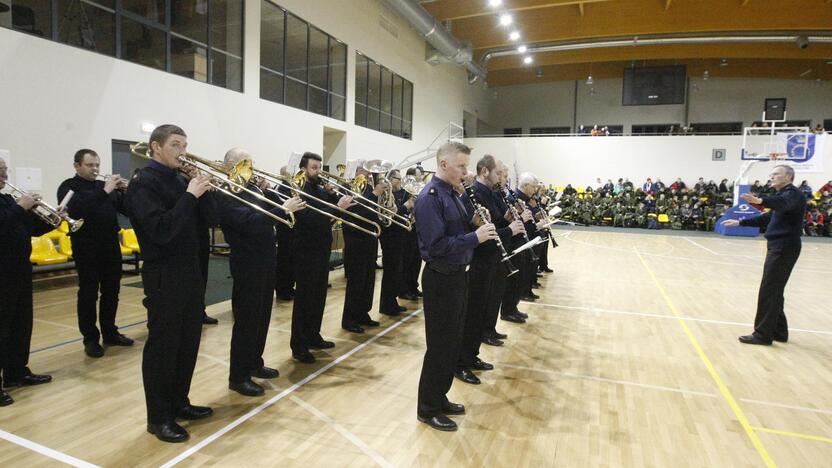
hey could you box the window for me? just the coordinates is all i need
[751,120,811,129]
[824,119,832,131]
[259,1,346,120]
[530,126,570,136]
[0,1,243,91]
[355,51,412,139]
[631,124,679,135]
[503,128,522,137]
[691,122,743,135]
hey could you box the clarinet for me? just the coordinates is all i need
[498,186,539,263]
[463,183,518,277]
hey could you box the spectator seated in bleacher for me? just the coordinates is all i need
[804,209,825,237]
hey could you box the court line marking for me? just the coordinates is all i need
[0,429,100,468]
[752,426,832,445]
[290,396,394,468]
[29,319,148,355]
[32,318,78,330]
[682,236,723,256]
[161,308,423,467]
[521,302,832,337]
[634,248,776,468]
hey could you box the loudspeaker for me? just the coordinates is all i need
[764,98,786,121]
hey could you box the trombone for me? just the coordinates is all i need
[318,162,412,231]
[129,143,296,228]
[3,181,85,232]
[247,165,382,238]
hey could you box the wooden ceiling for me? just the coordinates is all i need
[420,0,832,86]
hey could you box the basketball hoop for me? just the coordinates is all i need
[769,152,787,161]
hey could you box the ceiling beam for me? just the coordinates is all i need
[421,0,611,22]
[665,0,672,11]
[484,42,832,70]
[741,0,751,6]
[578,2,585,16]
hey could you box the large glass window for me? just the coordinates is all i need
[356,51,412,139]
[259,1,347,121]
[0,1,243,91]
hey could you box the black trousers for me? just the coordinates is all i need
[290,239,331,354]
[753,243,801,340]
[72,238,122,344]
[198,229,210,314]
[501,241,528,316]
[141,264,204,424]
[341,232,378,327]
[417,266,468,417]
[379,232,403,312]
[274,225,296,296]
[538,237,550,271]
[458,255,499,368]
[229,261,275,383]
[0,271,34,387]
[400,229,421,295]
[483,258,509,335]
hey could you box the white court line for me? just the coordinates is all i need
[290,396,394,468]
[522,301,832,337]
[33,318,78,330]
[0,429,100,468]
[496,364,832,417]
[682,237,723,256]
[161,308,422,467]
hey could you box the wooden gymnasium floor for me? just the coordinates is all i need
[2,228,831,467]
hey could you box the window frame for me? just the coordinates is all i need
[354,50,413,140]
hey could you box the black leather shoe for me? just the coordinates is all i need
[359,319,380,327]
[481,336,504,347]
[5,370,52,388]
[177,404,213,420]
[773,334,788,343]
[202,314,219,325]
[501,314,526,324]
[103,334,134,346]
[535,273,543,278]
[531,282,542,288]
[417,414,458,431]
[379,309,402,317]
[293,352,316,363]
[738,334,773,346]
[398,293,419,301]
[229,379,265,397]
[342,325,365,334]
[520,295,537,302]
[84,342,104,358]
[441,401,466,415]
[0,391,13,406]
[147,421,189,443]
[492,331,508,339]
[396,305,407,312]
[251,366,279,379]
[472,358,494,371]
[416,290,423,297]
[308,340,335,350]
[516,311,529,319]
[454,368,481,385]
[540,267,554,273]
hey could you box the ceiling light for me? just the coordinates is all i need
[509,31,520,41]
[488,0,503,7]
[523,56,533,64]
[702,70,710,80]
[536,68,543,78]
[517,45,527,53]
[499,14,512,26]
[720,59,728,67]
[585,75,593,85]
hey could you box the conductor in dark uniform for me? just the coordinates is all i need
[125,125,216,443]
[413,142,498,432]
[219,148,305,396]
[0,156,54,407]
[57,149,134,358]
[290,152,354,363]
[341,165,384,333]
[722,165,806,345]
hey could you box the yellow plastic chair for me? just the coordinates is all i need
[43,228,64,241]
[57,234,73,258]
[30,236,69,265]
[121,228,141,253]
[658,214,670,223]
[57,220,70,234]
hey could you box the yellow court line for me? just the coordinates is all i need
[753,426,832,445]
[634,249,777,468]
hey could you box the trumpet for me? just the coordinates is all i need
[318,162,412,231]
[247,165,382,238]
[129,143,295,228]
[96,174,129,190]
[3,181,85,232]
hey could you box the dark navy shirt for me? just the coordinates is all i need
[414,177,478,265]
[739,183,806,247]
[465,181,513,259]
[56,175,125,243]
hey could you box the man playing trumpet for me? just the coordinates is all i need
[57,149,134,358]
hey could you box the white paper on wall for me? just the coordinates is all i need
[16,167,43,191]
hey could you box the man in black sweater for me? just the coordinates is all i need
[0,157,54,407]
[125,125,216,442]
[722,165,806,345]
[57,149,134,358]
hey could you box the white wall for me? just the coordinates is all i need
[482,77,832,135]
[0,0,468,203]
[463,135,832,190]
